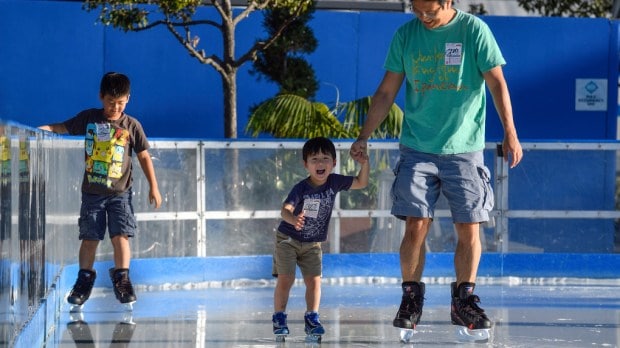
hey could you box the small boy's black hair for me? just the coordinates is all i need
[100,72,130,98]
[302,137,336,161]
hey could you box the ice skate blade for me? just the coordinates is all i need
[122,311,134,324]
[305,334,322,343]
[454,326,490,343]
[69,311,84,323]
[275,334,287,342]
[398,328,415,343]
[69,304,83,313]
[122,302,134,311]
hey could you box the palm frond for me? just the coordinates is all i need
[338,96,403,139]
[246,94,351,138]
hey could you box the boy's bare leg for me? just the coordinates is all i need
[111,235,131,269]
[400,217,431,281]
[78,240,99,270]
[453,222,481,285]
[303,275,321,312]
[274,274,295,312]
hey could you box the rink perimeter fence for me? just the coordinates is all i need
[1,124,620,346]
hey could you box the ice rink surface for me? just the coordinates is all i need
[52,282,620,347]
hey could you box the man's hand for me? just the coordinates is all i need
[350,138,368,163]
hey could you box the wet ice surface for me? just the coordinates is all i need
[53,283,620,347]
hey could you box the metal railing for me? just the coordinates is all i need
[38,137,620,256]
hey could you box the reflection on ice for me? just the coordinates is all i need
[42,282,620,347]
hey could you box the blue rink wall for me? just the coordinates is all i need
[70,253,620,287]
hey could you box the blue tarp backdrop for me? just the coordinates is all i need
[0,1,617,140]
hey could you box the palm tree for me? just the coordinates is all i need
[245,94,402,140]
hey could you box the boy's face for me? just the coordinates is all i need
[100,93,129,120]
[304,150,336,185]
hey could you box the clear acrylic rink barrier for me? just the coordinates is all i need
[0,121,619,347]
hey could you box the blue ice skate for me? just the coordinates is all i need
[304,311,325,343]
[272,312,289,342]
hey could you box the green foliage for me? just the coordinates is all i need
[246,94,350,138]
[246,94,403,140]
[516,0,612,17]
[252,4,318,98]
[340,96,402,140]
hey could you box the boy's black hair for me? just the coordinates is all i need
[302,137,336,161]
[100,72,130,98]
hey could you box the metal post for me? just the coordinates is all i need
[197,141,206,257]
[330,148,341,253]
[494,143,510,253]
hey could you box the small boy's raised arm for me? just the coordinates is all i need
[350,151,369,190]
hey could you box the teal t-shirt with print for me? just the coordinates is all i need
[384,9,505,154]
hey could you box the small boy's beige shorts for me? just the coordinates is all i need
[272,231,322,277]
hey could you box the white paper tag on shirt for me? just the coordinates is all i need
[96,123,111,141]
[445,43,462,66]
[302,198,320,218]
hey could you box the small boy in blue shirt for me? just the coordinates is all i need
[272,137,369,340]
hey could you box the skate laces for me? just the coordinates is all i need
[273,312,287,328]
[305,312,321,327]
[72,272,94,294]
[401,292,424,313]
[458,295,487,320]
[114,273,134,296]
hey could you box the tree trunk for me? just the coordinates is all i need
[223,72,237,139]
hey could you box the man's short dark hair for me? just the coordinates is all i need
[412,0,447,6]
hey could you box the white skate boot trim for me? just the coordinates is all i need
[454,326,490,342]
[399,328,416,343]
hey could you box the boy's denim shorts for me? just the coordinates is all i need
[78,190,137,241]
[272,231,322,277]
[390,145,494,223]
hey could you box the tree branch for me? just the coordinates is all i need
[233,4,305,68]
[164,21,226,77]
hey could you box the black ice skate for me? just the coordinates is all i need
[450,282,492,342]
[393,281,425,343]
[109,268,136,310]
[67,269,96,311]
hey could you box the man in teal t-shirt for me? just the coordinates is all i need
[350,0,523,338]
